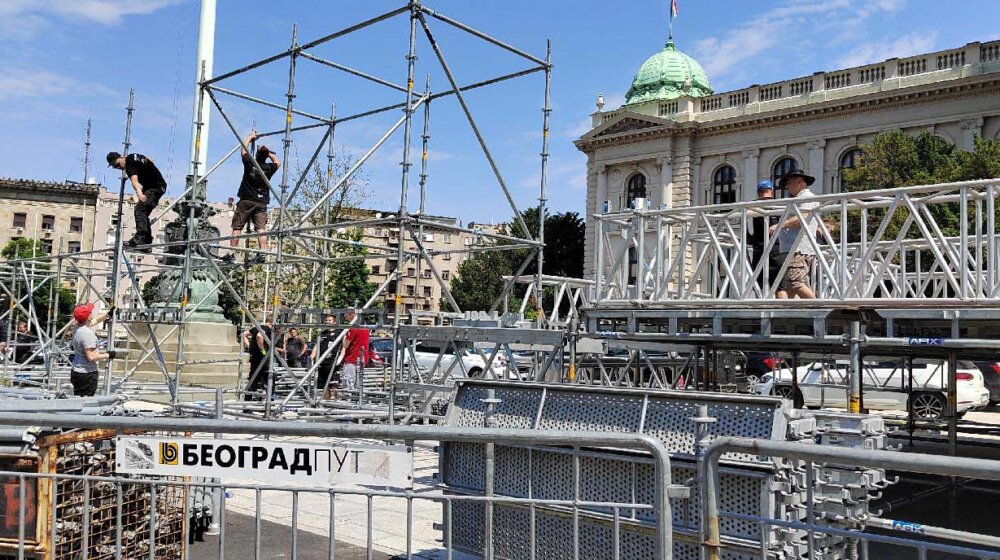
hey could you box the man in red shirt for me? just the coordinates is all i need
[336,310,369,393]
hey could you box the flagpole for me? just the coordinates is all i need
[668,0,675,42]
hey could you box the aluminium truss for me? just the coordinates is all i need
[593,178,1000,306]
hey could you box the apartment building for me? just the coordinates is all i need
[364,218,500,318]
[0,178,100,289]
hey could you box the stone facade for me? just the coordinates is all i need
[576,40,1000,278]
[0,178,99,289]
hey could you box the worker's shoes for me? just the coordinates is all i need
[219,253,235,264]
[123,239,151,253]
[249,254,266,265]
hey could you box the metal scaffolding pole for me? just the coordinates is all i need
[102,89,135,395]
[391,1,420,407]
[535,39,552,324]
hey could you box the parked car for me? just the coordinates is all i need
[405,342,506,380]
[973,362,1000,405]
[743,352,785,392]
[370,337,395,363]
[755,359,990,419]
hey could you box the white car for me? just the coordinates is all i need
[405,343,507,381]
[756,359,990,419]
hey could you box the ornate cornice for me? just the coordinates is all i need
[575,77,1000,152]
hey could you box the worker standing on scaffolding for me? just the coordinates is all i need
[69,303,116,396]
[221,131,280,265]
[106,152,167,253]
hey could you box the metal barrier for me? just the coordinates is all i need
[700,437,1000,560]
[0,412,676,559]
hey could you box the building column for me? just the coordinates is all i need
[961,117,984,151]
[690,159,702,206]
[596,165,609,212]
[743,148,760,201]
[658,156,673,209]
[808,140,826,192]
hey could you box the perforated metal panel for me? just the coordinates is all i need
[447,380,786,462]
[449,384,541,429]
[642,399,780,462]
[537,390,644,433]
[449,501,661,560]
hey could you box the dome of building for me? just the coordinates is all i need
[624,40,713,106]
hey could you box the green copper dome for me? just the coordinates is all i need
[624,40,713,106]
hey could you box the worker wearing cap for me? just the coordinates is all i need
[769,171,819,299]
[747,180,786,298]
[221,131,280,265]
[106,151,167,253]
[70,303,117,396]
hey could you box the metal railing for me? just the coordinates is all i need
[594,179,1000,306]
[0,412,676,560]
[700,437,1000,560]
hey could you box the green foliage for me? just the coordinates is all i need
[0,239,72,330]
[840,131,1000,243]
[323,228,377,309]
[2,239,48,262]
[448,247,520,312]
[448,207,586,312]
[141,275,161,306]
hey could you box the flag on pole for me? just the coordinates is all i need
[671,0,679,18]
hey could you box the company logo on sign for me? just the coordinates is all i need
[117,436,414,487]
[160,442,179,465]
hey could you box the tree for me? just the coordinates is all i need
[841,131,1000,241]
[0,239,74,331]
[248,147,375,312]
[323,229,377,309]
[448,207,587,312]
[2,238,47,261]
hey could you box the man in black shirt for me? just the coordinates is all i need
[107,151,167,253]
[747,180,787,298]
[310,314,340,400]
[243,315,274,401]
[222,131,280,265]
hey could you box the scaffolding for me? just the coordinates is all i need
[0,1,560,418]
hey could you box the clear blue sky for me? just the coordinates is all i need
[2,0,998,225]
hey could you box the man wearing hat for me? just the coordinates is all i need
[747,180,786,297]
[70,303,117,396]
[769,171,819,299]
[106,151,168,253]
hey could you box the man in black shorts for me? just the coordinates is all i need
[310,314,340,400]
[222,131,280,264]
[107,151,168,252]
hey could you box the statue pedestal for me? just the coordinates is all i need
[125,321,243,389]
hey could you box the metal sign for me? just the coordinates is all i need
[907,337,945,346]
[116,436,413,487]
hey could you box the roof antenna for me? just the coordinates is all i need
[83,117,92,184]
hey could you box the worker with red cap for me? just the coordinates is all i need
[70,303,116,396]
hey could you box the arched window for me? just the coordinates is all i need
[625,173,647,209]
[771,157,799,198]
[712,165,737,204]
[838,148,861,192]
